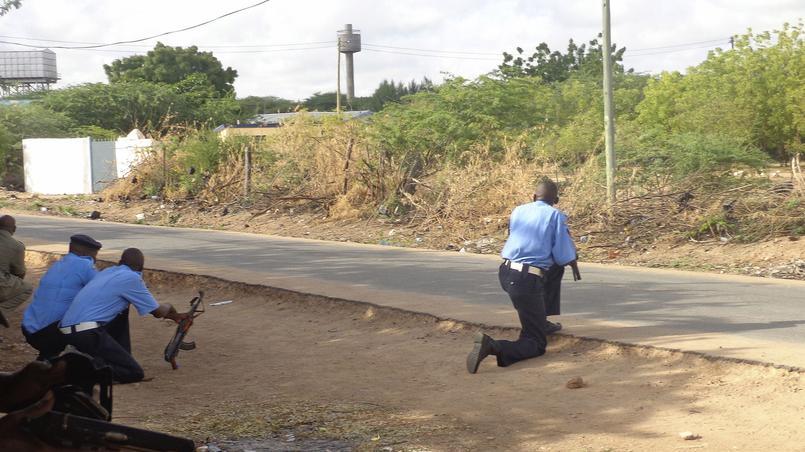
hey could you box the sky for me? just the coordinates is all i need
[0,0,801,100]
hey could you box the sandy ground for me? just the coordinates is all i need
[3,255,805,451]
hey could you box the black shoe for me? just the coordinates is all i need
[0,310,9,328]
[466,332,498,374]
[546,321,562,334]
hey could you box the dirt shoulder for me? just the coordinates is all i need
[3,253,805,451]
[2,191,804,282]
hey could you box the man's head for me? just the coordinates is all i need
[119,248,145,272]
[69,234,102,260]
[0,215,16,234]
[533,179,560,205]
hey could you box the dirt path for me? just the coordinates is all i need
[3,256,805,451]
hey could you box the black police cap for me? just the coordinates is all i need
[70,234,102,250]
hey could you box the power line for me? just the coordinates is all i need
[39,45,334,55]
[363,48,499,61]
[0,0,272,49]
[0,34,333,49]
[363,43,500,56]
[629,37,730,52]
[625,41,727,58]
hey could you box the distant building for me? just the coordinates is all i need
[215,110,372,139]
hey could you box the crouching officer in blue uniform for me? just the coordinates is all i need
[21,234,102,360]
[467,179,578,373]
[59,248,189,383]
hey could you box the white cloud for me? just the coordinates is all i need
[0,0,801,99]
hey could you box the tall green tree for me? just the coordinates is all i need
[636,22,804,159]
[42,80,238,133]
[367,78,433,111]
[104,42,238,95]
[238,95,297,116]
[499,37,628,82]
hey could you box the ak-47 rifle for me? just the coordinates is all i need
[164,291,205,370]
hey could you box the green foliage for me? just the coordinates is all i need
[620,129,768,180]
[499,37,629,81]
[636,22,804,159]
[0,0,21,15]
[366,78,433,111]
[70,125,118,140]
[104,42,238,96]
[0,104,75,182]
[42,80,239,133]
[238,96,297,118]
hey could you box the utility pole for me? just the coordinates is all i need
[601,0,617,205]
[336,46,342,113]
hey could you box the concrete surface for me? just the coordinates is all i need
[12,214,805,368]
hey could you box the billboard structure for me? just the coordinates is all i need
[0,49,58,97]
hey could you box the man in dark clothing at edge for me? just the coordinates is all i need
[467,179,579,373]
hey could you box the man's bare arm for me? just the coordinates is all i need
[151,304,190,323]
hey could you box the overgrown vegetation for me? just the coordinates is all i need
[4,22,804,247]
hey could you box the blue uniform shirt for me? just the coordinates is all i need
[60,265,160,327]
[500,201,577,269]
[22,253,97,334]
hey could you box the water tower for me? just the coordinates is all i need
[337,24,361,106]
[0,49,59,97]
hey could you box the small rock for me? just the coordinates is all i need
[39,207,48,212]
[459,247,467,253]
[579,235,590,243]
[679,431,701,440]
[134,213,145,221]
[415,237,423,243]
[566,376,586,389]
[150,195,159,200]
[388,229,396,237]
[88,211,101,220]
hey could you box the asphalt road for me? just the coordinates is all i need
[13,213,805,368]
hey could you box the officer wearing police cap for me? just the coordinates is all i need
[21,234,102,360]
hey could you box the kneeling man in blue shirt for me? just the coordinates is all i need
[467,179,579,373]
[59,248,189,383]
[22,234,102,360]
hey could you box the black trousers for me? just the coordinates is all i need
[495,263,564,367]
[63,309,144,383]
[22,322,66,360]
[544,265,565,316]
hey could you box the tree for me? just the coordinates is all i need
[0,0,21,16]
[238,96,297,118]
[499,37,628,82]
[636,22,804,159]
[0,103,75,184]
[104,42,238,95]
[42,80,239,133]
[367,78,433,111]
